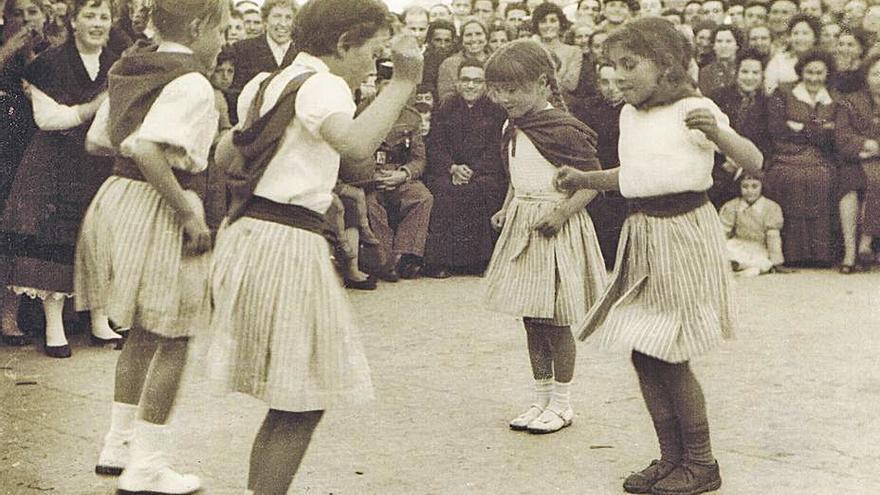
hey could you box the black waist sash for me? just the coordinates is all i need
[627,191,709,218]
[241,196,328,238]
[112,157,201,195]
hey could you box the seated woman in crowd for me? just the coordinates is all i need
[709,48,772,207]
[834,52,880,271]
[765,49,839,266]
[719,172,787,276]
[437,18,490,102]
[1,0,123,357]
[423,59,507,278]
[830,26,869,93]
[765,14,821,95]
[699,24,744,96]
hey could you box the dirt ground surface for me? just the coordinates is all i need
[1,269,879,495]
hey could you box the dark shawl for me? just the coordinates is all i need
[501,107,601,173]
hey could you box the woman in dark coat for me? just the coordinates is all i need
[765,49,839,266]
[0,0,122,357]
[834,52,880,271]
[423,60,507,276]
[0,0,51,346]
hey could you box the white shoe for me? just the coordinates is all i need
[526,407,574,434]
[117,454,201,495]
[509,404,544,431]
[96,432,130,476]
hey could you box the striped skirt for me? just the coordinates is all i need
[74,177,209,338]
[577,202,736,363]
[208,217,373,412]
[484,196,608,326]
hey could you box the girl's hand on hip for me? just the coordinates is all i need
[534,209,566,237]
[684,108,720,140]
[181,213,211,256]
[490,209,507,231]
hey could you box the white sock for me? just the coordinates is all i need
[43,297,67,347]
[535,378,554,408]
[107,402,137,441]
[130,420,168,467]
[548,380,571,412]
[91,310,122,339]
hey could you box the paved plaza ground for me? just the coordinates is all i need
[1,269,879,494]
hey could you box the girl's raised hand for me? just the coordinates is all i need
[554,166,585,192]
[490,209,506,231]
[389,34,424,85]
[684,108,720,140]
[533,208,566,237]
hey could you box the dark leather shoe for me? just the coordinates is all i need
[376,267,399,282]
[624,459,678,493]
[91,335,124,350]
[650,461,721,495]
[344,276,378,290]
[397,256,423,279]
[424,266,452,279]
[45,344,72,359]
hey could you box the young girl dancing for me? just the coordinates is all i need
[483,39,607,435]
[76,0,227,493]
[209,0,423,493]
[556,17,763,495]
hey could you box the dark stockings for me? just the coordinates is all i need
[248,409,324,495]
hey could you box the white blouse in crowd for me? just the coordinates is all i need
[265,33,291,66]
[86,42,218,173]
[617,96,732,198]
[28,49,101,131]
[763,50,798,96]
[237,51,356,215]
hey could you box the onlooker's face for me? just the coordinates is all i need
[472,0,495,25]
[538,12,562,39]
[242,11,263,38]
[713,29,739,59]
[740,178,763,203]
[695,28,714,53]
[430,27,454,51]
[801,59,828,92]
[451,0,472,16]
[461,22,487,55]
[768,0,797,34]
[836,32,864,64]
[265,5,294,44]
[700,0,726,23]
[457,66,487,102]
[819,22,840,50]
[129,0,151,34]
[414,91,434,109]
[748,25,772,54]
[640,0,663,16]
[578,0,601,21]
[744,5,767,27]
[789,20,816,54]
[604,0,633,23]
[824,0,847,15]
[211,60,235,90]
[72,1,112,52]
[843,0,867,26]
[8,0,47,33]
[488,29,508,51]
[736,58,763,92]
[665,0,688,10]
[52,1,67,18]
[572,24,593,50]
[226,17,245,44]
[505,7,528,31]
[429,4,452,22]
[683,2,702,24]
[404,12,429,45]
[597,65,624,103]
[590,31,608,58]
[727,5,745,26]
[799,0,823,17]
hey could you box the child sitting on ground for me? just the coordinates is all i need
[719,172,787,276]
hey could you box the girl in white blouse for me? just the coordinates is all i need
[556,18,763,495]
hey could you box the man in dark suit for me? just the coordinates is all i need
[228,0,298,93]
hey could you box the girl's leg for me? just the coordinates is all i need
[839,191,858,266]
[353,189,379,245]
[138,336,190,424]
[526,323,577,433]
[248,409,323,495]
[510,318,554,430]
[649,358,722,495]
[342,227,370,282]
[90,308,123,341]
[42,297,67,348]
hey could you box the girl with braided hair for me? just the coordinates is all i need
[483,39,607,435]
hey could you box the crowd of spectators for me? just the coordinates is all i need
[3,0,880,353]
